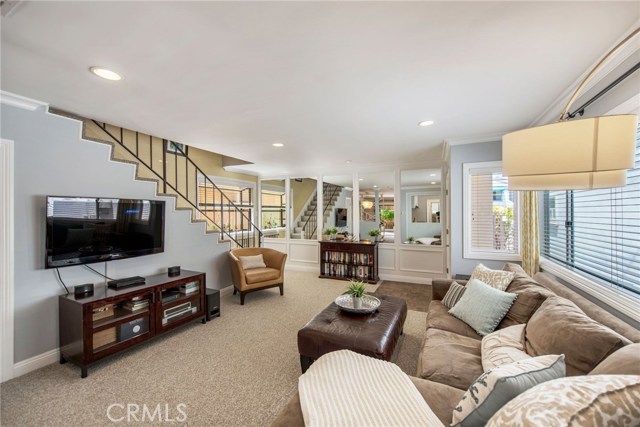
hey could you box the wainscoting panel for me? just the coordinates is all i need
[263,240,287,254]
[289,241,319,264]
[398,246,445,274]
[378,245,396,270]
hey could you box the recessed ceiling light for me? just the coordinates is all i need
[431,181,437,185]
[345,160,352,164]
[89,67,122,81]
[430,173,436,177]
[272,143,284,147]
[373,185,378,188]
[359,178,364,181]
[418,120,434,127]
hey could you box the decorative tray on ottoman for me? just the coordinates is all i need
[334,294,381,314]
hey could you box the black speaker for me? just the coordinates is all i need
[168,266,181,277]
[206,288,220,321]
[74,283,94,299]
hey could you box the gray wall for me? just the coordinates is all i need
[2,104,232,363]
[450,140,508,275]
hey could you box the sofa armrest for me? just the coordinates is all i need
[431,279,468,301]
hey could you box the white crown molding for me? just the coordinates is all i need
[0,91,48,111]
[530,22,640,127]
[444,132,505,146]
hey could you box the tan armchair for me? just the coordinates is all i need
[228,247,287,305]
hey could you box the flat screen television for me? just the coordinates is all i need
[46,196,165,269]
[335,208,348,227]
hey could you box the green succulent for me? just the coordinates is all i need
[346,280,367,298]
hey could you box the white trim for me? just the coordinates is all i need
[219,285,234,297]
[378,273,431,285]
[444,132,504,146]
[0,90,48,111]
[0,139,14,383]
[284,263,318,273]
[463,161,521,261]
[13,349,59,379]
[606,94,640,115]
[540,257,640,322]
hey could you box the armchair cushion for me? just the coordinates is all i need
[245,267,280,284]
[239,254,266,270]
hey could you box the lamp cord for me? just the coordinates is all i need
[559,27,639,121]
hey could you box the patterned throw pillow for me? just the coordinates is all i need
[442,281,466,309]
[486,375,640,427]
[481,324,529,371]
[470,264,515,291]
[448,279,518,336]
[238,254,266,270]
[451,354,566,427]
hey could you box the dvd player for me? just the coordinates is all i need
[107,276,146,289]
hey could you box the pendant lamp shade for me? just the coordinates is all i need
[503,115,638,190]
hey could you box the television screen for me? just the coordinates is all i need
[46,196,165,268]
[335,208,348,227]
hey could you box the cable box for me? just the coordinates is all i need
[107,276,146,289]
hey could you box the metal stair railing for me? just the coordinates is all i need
[301,184,341,239]
[91,120,262,248]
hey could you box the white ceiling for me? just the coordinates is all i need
[2,2,638,177]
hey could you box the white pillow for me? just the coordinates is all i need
[238,254,266,270]
[470,263,515,291]
[486,375,640,427]
[481,324,529,371]
[452,354,566,427]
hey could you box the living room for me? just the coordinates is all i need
[1,2,639,426]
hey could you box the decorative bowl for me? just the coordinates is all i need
[335,294,381,314]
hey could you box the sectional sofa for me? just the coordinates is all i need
[271,263,640,426]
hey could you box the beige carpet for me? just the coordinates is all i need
[0,271,427,427]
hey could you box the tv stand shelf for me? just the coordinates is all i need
[58,270,206,378]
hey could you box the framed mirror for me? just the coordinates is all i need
[401,169,442,245]
[359,171,395,243]
[323,175,353,240]
[290,177,318,239]
[260,179,286,238]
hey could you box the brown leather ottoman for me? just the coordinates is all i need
[297,294,407,372]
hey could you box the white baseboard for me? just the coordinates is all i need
[219,285,234,296]
[379,274,432,285]
[13,348,59,379]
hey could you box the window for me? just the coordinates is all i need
[542,126,640,297]
[463,161,520,260]
[197,181,253,232]
[261,189,285,228]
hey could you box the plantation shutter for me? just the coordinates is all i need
[469,167,519,255]
[543,126,640,295]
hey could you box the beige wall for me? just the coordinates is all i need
[291,178,317,220]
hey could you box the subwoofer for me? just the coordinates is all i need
[206,288,220,321]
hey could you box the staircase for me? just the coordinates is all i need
[50,109,262,249]
[292,183,342,239]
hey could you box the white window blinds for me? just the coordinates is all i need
[464,162,520,260]
[543,127,640,295]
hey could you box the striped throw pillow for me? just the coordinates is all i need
[442,281,466,309]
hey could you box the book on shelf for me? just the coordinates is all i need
[178,282,199,294]
[122,299,149,312]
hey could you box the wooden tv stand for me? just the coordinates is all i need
[58,270,206,378]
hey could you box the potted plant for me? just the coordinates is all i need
[368,228,381,241]
[407,236,415,244]
[346,280,367,309]
[327,227,338,239]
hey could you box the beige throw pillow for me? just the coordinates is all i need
[481,324,529,371]
[486,375,640,427]
[470,264,515,291]
[238,254,266,270]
